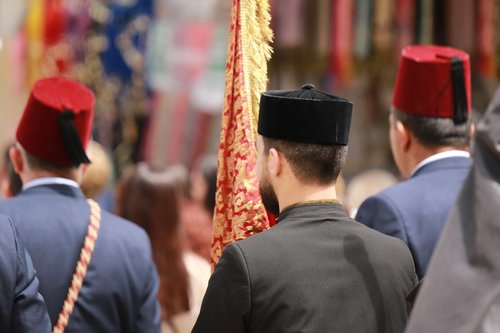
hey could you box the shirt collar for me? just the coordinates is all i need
[22,177,80,191]
[411,150,471,177]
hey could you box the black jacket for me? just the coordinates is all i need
[193,202,417,333]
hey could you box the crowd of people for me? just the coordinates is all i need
[0,43,497,333]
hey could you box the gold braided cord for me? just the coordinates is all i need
[239,0,273,142]
[53,199,101,333]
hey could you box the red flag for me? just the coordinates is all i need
[211,0,273,268]
[331,0,354,88]
[476,0,496,76]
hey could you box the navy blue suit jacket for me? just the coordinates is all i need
[0,214,51,333]
[0,184,161,333]
[355,157,471,279]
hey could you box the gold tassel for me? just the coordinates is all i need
[239,0,273,141]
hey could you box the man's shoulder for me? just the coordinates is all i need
[232,224,280,252]
[98,210,152,251]
[359,158,471,214]
[232,214,410,256]
[352,219,413,253]
[358,176,431,216]
[0,214,16,249]
[0,212,13,227]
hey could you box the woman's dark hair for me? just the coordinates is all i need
[115,163,190,320]
[199,156,218,214]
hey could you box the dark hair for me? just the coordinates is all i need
[115,163,190,320]
[391,108,472,148]
[262,137,347,185]
[197,155,218,214]
[24,150,73,172]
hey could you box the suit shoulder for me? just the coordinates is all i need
[232,226,277,253]
[0,212,13,226]
[356,178,423,219]
[0,213,16,245]
[349,220,416,268]
[99,211,152,251]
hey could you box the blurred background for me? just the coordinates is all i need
[0,0,498,183]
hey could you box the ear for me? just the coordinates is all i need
[81,163,89,174]
[9,146,24,174]
[395,120,412,153]
[267,148,282,177]
[470,122,476,142]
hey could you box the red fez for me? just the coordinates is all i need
[16,76,95,166]
[392,45,471,123]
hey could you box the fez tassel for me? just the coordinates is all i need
[211,0,273,268]
[450,58,468,124]
[58,110,91,166]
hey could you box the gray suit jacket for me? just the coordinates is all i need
[0,214,51,332]
[193,202,417,333]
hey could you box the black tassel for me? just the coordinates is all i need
[58,110,91,166]
[450,57,468,124]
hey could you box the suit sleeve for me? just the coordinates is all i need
[192,243,251,333]
[355,195,409,243]
[10,220,52,333]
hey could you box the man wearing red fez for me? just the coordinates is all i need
[0,77,161,332]
[356,45,473,280]
[193,85,417,333]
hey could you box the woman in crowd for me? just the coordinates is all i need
[116,163,210,333]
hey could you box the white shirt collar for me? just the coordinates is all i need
[411,150,471,177]
[22,177,80,191]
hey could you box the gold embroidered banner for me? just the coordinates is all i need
[211,0,273,268]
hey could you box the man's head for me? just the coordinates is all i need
[256,84,353,214]
[9,76,95,182]
[389,45,472,177]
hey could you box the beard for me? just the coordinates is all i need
[259,172,280,216]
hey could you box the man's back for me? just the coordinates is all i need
[0,184,161,332]
[194,202,416,333]
[356,156,471,278]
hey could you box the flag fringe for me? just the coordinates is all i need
[240,0,273,141]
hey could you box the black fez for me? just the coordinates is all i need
[257,84,353,145]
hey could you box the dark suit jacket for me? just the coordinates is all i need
[0,214,51,333]
[0,184,161,333]
[355,157,471,278]
[193,202,417,333]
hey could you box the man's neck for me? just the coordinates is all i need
[20,170,79,185]
[278,183,338,213]
[404,145,468,178]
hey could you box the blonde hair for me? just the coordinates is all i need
[81,141,112,199]
[346,169,398,216]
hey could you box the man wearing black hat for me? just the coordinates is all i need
[355,45,473,280]
[193,85,417,333]
[0,77,161,332]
